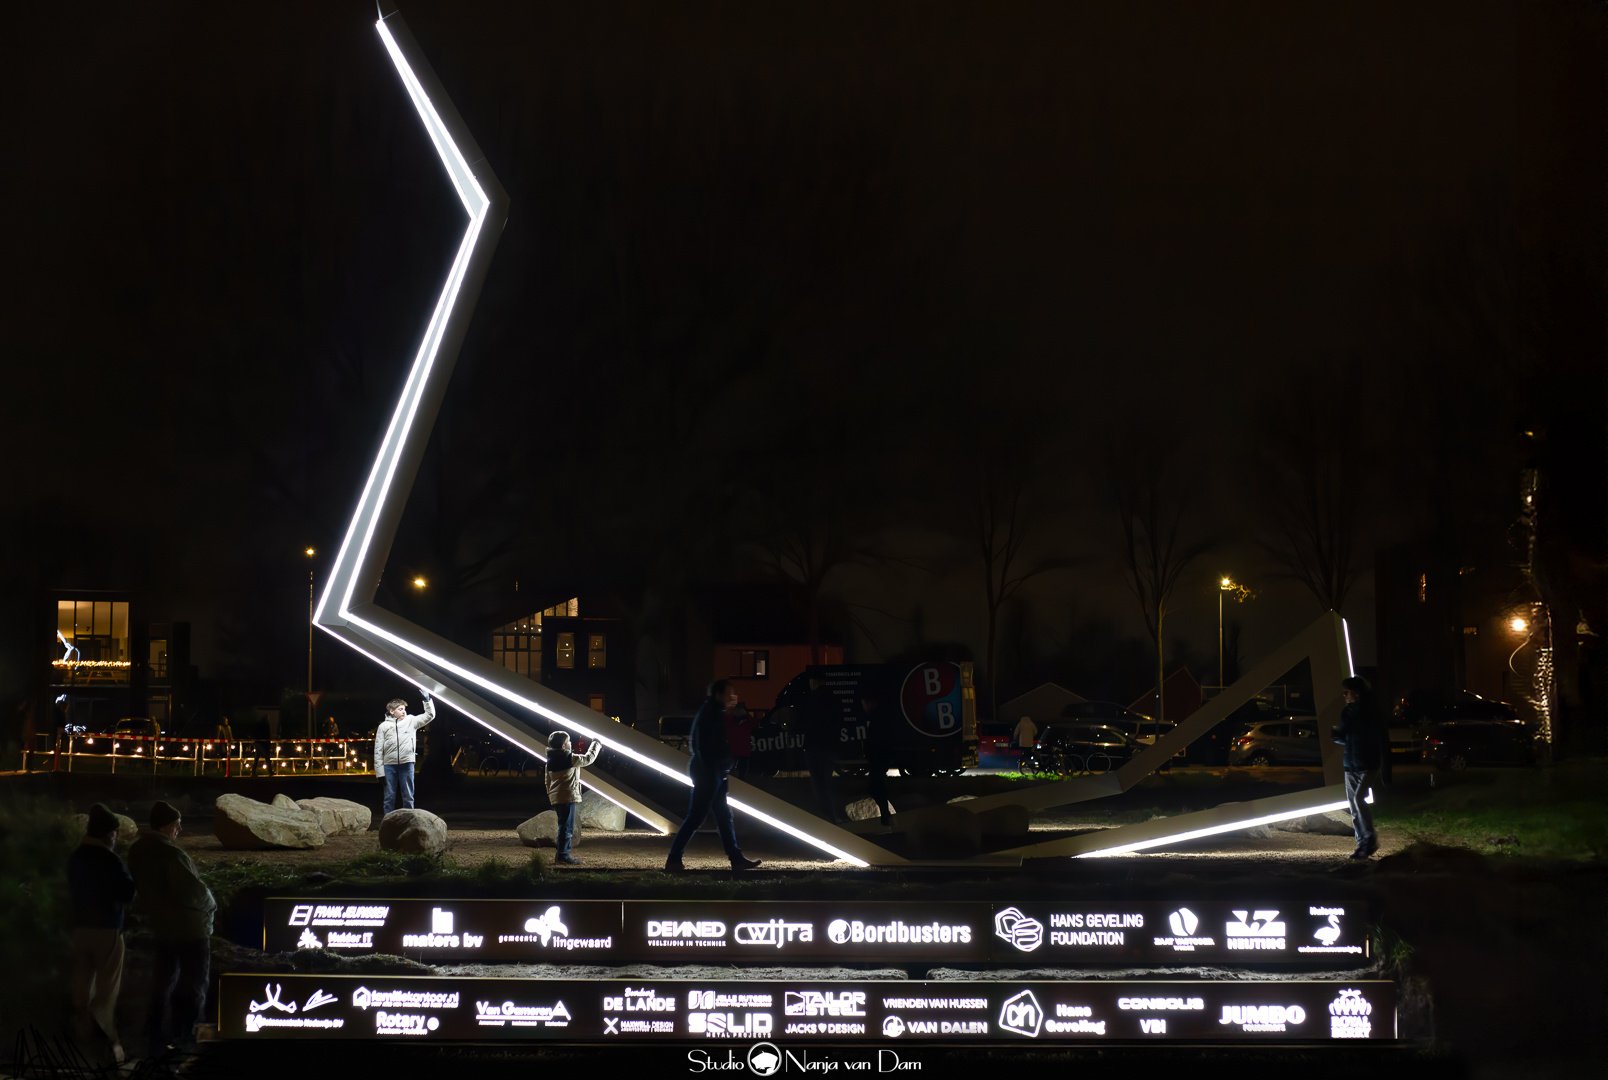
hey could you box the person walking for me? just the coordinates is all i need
[1332,676,1384,860]
[67,803,136,1064]
[127,802,216,1054]
[1013,714,1039,750]
[544,730,603,865]
[665,680,762,872]
[374,692,435,815]
[800,675,843,823]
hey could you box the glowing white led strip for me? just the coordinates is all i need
[309,9,882,866]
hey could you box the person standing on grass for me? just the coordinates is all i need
[374,692,435,815]
[665,680,763,872]
[67,803,136,1065]
[1333,675,1384,860]
[544,730,604,865]
[128,802,215,1053]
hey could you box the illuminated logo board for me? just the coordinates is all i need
[264,898,1366,965]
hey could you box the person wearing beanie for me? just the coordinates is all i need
[128,803,216,1053]
[543,730,603,865]
[66,804,135,1064]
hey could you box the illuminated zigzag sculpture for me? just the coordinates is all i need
[313,8,889,867]
[318,9,1369,867]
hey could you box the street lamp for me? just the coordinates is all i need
[411,575,428,591]
[1218,575,1254,686]
[305,546,317,738]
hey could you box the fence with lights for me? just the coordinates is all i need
[22,732,374,776]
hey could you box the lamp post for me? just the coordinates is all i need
[1218,575,1254,686]
[305,546,316,738]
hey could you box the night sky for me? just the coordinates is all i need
[6,1,1602,712]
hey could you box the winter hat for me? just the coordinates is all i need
[86,803,119,838]
[150,801,181,829]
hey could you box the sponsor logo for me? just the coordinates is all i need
[1218,1004,1308,1032]
[689,990,775,1010]
[496,905,613,949]
[784,990,867,1018]
[1044,1002,1105,1035]
[351,987,461,1011]
[733,919,813,948]
[473,999,573,1028]
[1117,996,1205,1011]
[603,987,676,1012]
[1328,989,1374,1039]
[296,928,323,950]
[302,990,337,1013]
[1225,909,1286,951]
[1298,910,1363,955]
[1153,907,1216,952]
[327,931,374,949]
[373,1012,439,1036]
[993,907,1044,953]
[401,907,483,950]
[825,919,973,946]
[249,983,297,1015]
[747,1043,783,1076]
[1046,912,1142,946]
[880,996,988,1010]
[647,920,727,946]
[998,990,1043,1038]
[686,1011,773,1038]
[882,1016,905,1038]
[288,903,389,928]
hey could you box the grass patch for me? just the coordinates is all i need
[0,794,79,1030]
[1376,759,1608,860]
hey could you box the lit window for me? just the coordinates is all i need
[1417,573,1427,604]
[557,632,575,670]
[587,633,606,670]
[736,649,769,677]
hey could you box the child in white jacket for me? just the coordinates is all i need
[544,730,603,864]
[375,694,435,815]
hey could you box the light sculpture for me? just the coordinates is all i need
[312,7,885,867]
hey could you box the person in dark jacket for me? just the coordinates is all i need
[128,801,216,1052]
[1332,675,1384,859]
[665,680,762,872]
[67,803,136,1064]
[800,676,843,823]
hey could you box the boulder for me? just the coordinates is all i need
[213,794,327,850]
[844,797,891,822]
[271,794,300,812]
[517,811,559,849]
[899,803,981,858]
[579,799,626,831]
[378,808,448,854]
[295,797,373,836]
[1274,811,1355,837]
[70,811,139,850]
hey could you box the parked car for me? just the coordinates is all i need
[977,721,1024,769]
[1391,692,1519,753]
[1228,717,1322,766]
[1187,697,1306,764]
[1025,722,1138,774]
[1422,721,1537,770]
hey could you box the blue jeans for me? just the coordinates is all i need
[554,802,577,858]
[382,762,416,816]
[667,763,743,863]
[1344,769,1376,847]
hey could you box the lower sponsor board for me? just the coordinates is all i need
[220,977,1395,1044]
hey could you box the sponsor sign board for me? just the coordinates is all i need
[220,976,1396,1044]
[265,899,1367,965]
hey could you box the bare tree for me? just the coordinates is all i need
[1113,457,1211,723]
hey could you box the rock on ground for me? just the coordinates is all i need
[379,807,448,854]
[845,797,891,822]
[214,793,327,850]
[517,811,560,848]
[295,797,373,836]
[579,799,626,831]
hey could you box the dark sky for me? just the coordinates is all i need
[5,1,1602,702]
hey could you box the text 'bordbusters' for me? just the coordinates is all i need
[826,919,973,945]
